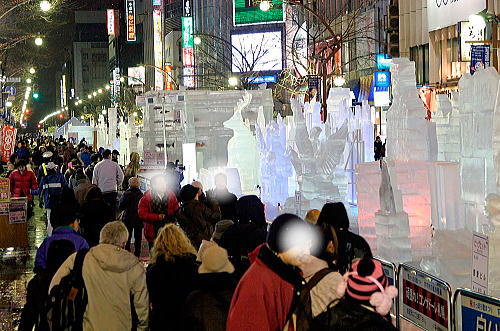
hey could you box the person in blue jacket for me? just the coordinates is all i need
[31,162,67,235]
[34,187,88,272]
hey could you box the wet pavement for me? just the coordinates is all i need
[0,201,46,330]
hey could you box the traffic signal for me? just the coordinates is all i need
[59,113,64,119]
[387,4,400,58]
[37,123,42,128]
[24,116,28,121]
[25,109,30,114]
[33,92,40,99]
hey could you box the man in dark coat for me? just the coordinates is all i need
[176,184,221,249]
[206,173,237,220]
[119,177,144,257]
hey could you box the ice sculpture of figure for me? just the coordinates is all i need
[374,160,411,263]
[386,58,437,161]
[485,194,500,297]
[286,96,349,212]
[224,92,260,192]
[256,114,293,218]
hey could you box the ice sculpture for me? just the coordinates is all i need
[285,96,349,213]
[486,194,500,297]
[434,94,461,162]
[386,58,437,161]
[223,92,260,192]
[374,160,411,263]
[256,114,293,218]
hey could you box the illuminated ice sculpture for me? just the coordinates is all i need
[223,92,260,192]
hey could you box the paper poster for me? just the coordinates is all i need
[471,232,489,294]
[0,178,10,202]
[0,202,9,215]
[9,199,27,224]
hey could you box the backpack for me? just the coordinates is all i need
[45,249,89,331]
[285,268,334,331]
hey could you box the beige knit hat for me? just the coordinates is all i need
[198,246,235,274]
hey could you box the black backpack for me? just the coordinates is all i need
[45,249,89,331]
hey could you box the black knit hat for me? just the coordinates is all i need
[180,184,199,202]
[267,213,309,253]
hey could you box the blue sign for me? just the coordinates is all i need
[374,71,391,88]
[471,45,491,74]
[248,76,277,84]
[461,304,499,331]
[376,54,392,70]
[4,85,16,96]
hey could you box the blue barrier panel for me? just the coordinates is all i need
[398,263,452,330]
[375,257,398,328]
[453,288,500,331]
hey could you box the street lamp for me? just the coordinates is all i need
[92,92,97,97]
[26,78,32,84]
[228,76,238,87]
[98,89,103,94]
[259,0,271,11]
[105,85,110,90]
[80,115,85,120]
[87,94,92,99]
[102,110,107,115]
[133,111,138,117]
[34,37,43,46]
[40,0,51,12]
[29,67,36,74]
[194,36,202,45]
[333,75,346,87]
[5,101,12,107]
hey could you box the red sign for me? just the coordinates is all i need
[403,279,449,328]
[164,64,173,90]
[126,0,136,42]
[1,125,17,163]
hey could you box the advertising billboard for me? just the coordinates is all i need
[231,31,283,73]
[107,9,115,36]
[233,0,285,26]
[427,0,486,32]
[374,71,391,88]
[126,0,136,42]
[153,9,164,90]
[182,16,195,88]
[128,67,145,86]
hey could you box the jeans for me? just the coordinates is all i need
[46,208,53,236]
[102,191,118,219]
[125,224,143,257]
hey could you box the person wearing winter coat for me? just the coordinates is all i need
[138,174,179,247]
[50,221,149,331]
[73,169,94,207]
[9,159,38,219]
[226,214,313,331]
[122,152,141,191]
[30,162,67,235]
[183,245,237,331]
[177,184,221,249]
[79,186,114,247]
[34,188,88,271]
[92,149,124,217]
[315,258,398,330]
[20,239,76,331]
[206,173,237,220]
[317,202,372,274]
[84,153,100,182]
[147,224,199,331]
[118,177,144,257]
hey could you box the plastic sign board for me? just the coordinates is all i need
[248,76,277,84]
[127,67,145,86]
[153,9,164,90]
[152,0,162,5]
[126,0,136,42]
[374,86,390,107]
[471,45,491,74]
[471,232,489,294]
[234,0,285,26]
[182,17,194,49]
[376,54,392,70]
[374,71,391,88]
[427,0,486,32]
[399,265,451,330]
[456,290,500,331]
[107,9,115,36]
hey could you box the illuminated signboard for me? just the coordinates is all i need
[152,0,162,5]
[182,16,195,88]
[376,54,392,70]
[127,67,145,86]
[234,0,285,26]
[248,76,277,84]
[165,64,173,90]
[153,9,164,90]
[107,9,115,36]
[231,31,283,72]
[126,0,136,42]
[374,71,391,88]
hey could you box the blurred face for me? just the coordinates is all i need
[279,244,311,267]
[152,178,167,194]
[18,165,26,173]
[215,175,227,190]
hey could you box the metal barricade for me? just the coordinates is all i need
[398,263,453,330]
[453,288,500,331]
[374,257,399,328]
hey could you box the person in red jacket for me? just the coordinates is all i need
[138,174,179,248]
[227,214,314,331]
[9,159,38,219]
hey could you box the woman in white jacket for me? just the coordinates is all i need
[50,221,149,331]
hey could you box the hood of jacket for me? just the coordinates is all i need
[90,244,140,273]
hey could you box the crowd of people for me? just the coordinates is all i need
[10,134,398,330]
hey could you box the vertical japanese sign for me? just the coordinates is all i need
[0,178,10,202]
[153,9,164,90]
[126,0,136,42]
[1,125,16,162]
[112,68,121,106]
[182,16,195,88]
[399,266,450,330]
[165,63,173,90]
[471,232,489,294]
[471,45,491,74]
[107,9,116,36]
